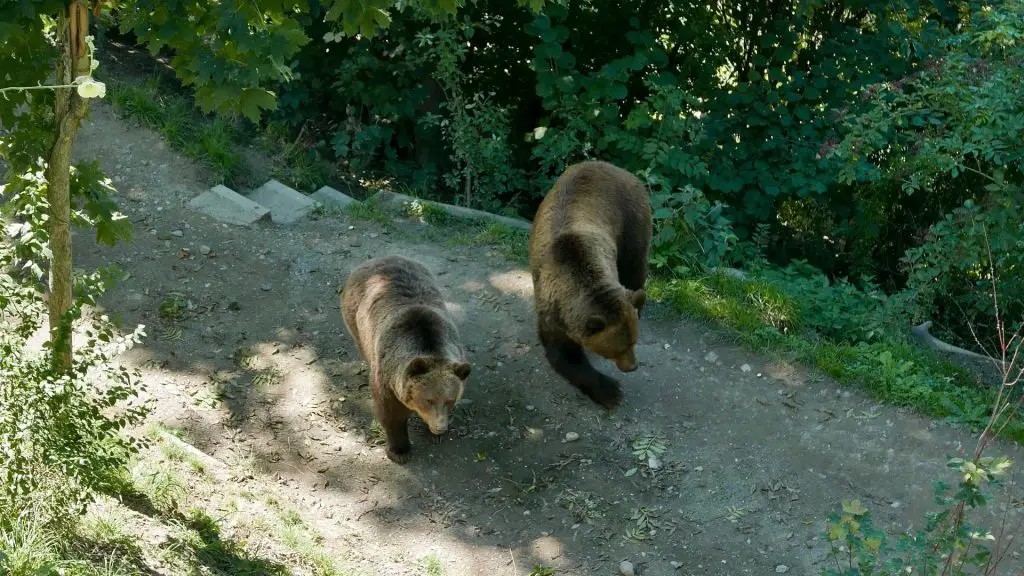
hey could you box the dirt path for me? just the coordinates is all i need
[71,102,1023,576]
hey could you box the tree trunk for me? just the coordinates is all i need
[45,2,91,372]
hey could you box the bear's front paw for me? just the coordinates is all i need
[386,444,412,464]
[588,374,624,409]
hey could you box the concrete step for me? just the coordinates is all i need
[249,179,317,224]
[311,185,360,210]
[188,184,271,226]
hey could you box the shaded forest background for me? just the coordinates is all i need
[93,0,1022,354]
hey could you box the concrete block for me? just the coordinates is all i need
[371,190,532,231]
[311,185,360,209]
[188,184,270,226]
[249,179,317,224]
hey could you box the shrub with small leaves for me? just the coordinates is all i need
[0,170,149,533]
[823,453,1014,575]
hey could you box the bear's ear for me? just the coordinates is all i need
[406,356,432,378]
[630,288,646,310]
[584,315,607,336]
[452,361,472,381]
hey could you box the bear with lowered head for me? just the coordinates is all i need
[340,255,472,463]
[528,160,652,409]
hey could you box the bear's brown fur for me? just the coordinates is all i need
[340,255,472,463]
[528,160,652,408]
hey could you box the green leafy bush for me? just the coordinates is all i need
[832,0,1024,349]
[0,165,148,535]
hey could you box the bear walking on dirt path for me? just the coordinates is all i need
[528,160,652,409]
[340,255,472,463]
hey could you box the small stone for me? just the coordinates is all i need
[704,351,718,363]
[740,363,752,372]
[349,240,362,247]
[648,456,662,470]
[564,431,580,443]
[525,405,535,411]
[260,284,271,292]
[619,560,634,576]
[670,561,682,569]
[776,565,789,573]
[199,245,211,256]
[171,229,184,237]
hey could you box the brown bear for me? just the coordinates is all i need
[340,255,472,463]
[528,160,652,409]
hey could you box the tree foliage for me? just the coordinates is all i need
[831,0,1024,346]
[246,0,1020,350]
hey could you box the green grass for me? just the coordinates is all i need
[0,419,361,576]
[0,506,64,576]
[267,503,353,576]
[331,196,531,265]
[99,73,334,192]
[423,553,446,576]
[102,75,246,186]
[648,271,1024,443]
[396,195,530,263]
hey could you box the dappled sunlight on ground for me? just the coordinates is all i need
[487,269,535,300]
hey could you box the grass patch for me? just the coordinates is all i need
[102,75,246,186]
[265,502,352,576]
[398,196,531,263]
[329,195,531,264]
[97,71,335,193]
[0,506,64,576]
[649,270,1024,443]
[423,553,446,576]
[0,418,361,576]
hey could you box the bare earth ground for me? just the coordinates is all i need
[70,102,1023,576]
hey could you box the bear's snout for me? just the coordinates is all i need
[427,413,449,435]
[613,351,638,372]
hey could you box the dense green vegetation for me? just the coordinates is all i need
[177,0,1019,358]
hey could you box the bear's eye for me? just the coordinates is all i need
[584,315,606,336]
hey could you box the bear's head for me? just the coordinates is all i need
[400,356,472,435]
[580,287,646,373]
